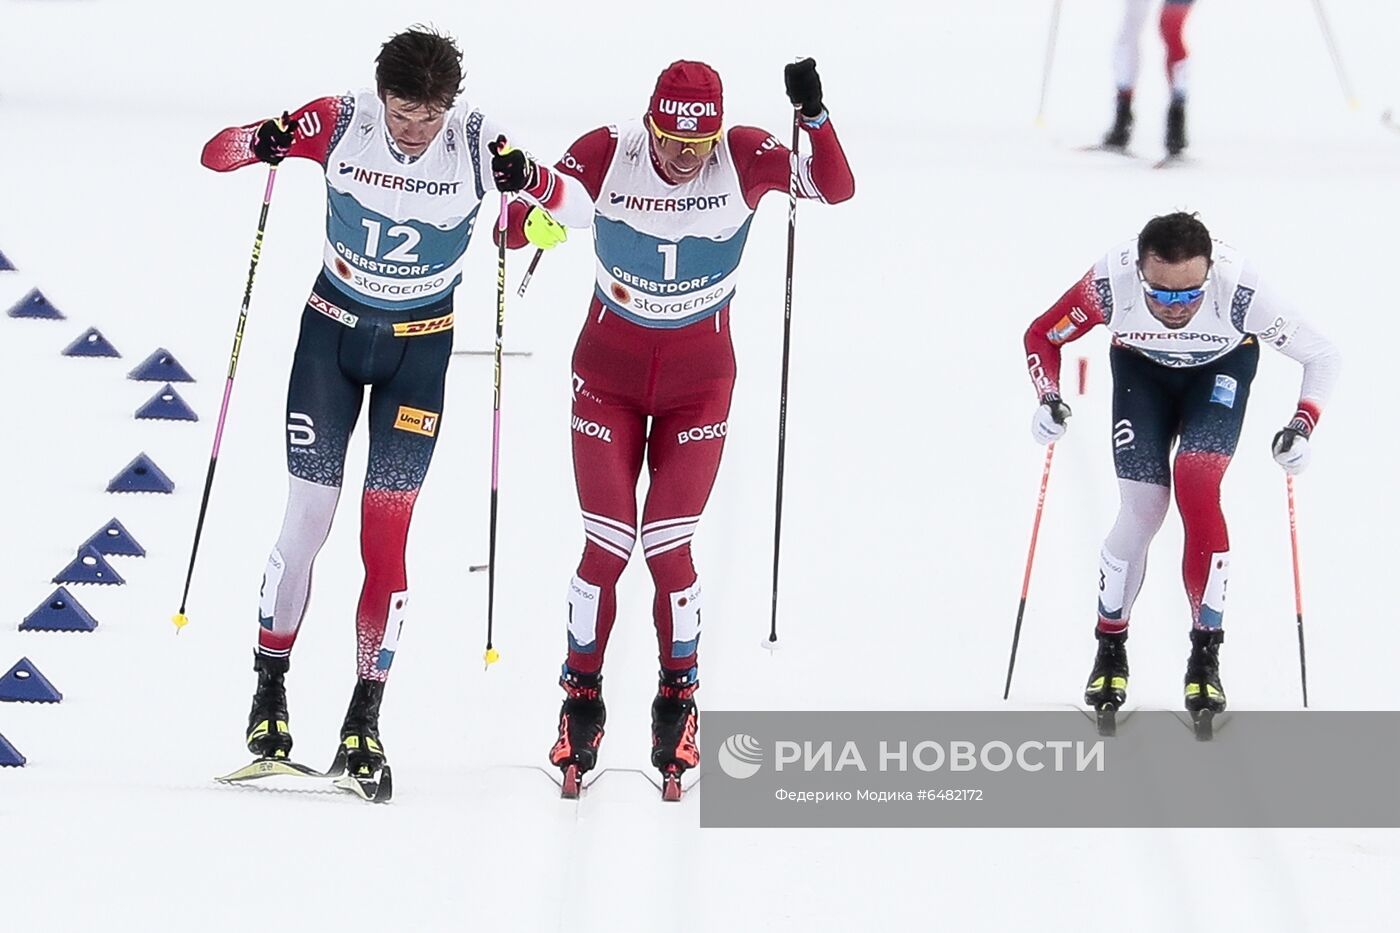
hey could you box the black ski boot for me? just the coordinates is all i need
[339,678,387,779]
[1165,98,1188,156]
[1102,91,1134,149]
[1084,630,1128,736]
[651,668,699,801]
[1184,628,1226,733]
[1184,628,1225,739]
[549,668,605,798]
[246,653,292,759]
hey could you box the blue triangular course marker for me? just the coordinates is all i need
[128,348,194,382]
[20,587,99,632]
[6,288,64,320]
[0,733,23,766]
[106,452,174,494]
[82,518,145,557]
[0,658,62,703]
[52,545,126,586]
[62,326,121,358]
[0,250,13,271]
[135,383,198,422]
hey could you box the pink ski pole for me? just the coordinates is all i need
[173,164,280,631]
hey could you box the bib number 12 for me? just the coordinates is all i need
[362,218,421,262]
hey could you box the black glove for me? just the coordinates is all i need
[1041,392,1072,425]
[1271,417,1312,475]
[252,112,295,165]
[1030,392,1071,445]
[489,135,539,193]
[784,58,824,118]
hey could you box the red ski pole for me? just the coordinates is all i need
[1003,443,1055,699]
[1287,475,1309,707]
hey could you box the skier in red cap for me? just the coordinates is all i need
[490,57,854,798]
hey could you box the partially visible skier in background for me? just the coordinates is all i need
[1101,0,1197,158]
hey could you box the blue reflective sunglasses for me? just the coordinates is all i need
[1139,268,1209,305]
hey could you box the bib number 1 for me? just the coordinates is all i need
[657,242,678,281]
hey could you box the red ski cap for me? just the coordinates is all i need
[648,60,724,138]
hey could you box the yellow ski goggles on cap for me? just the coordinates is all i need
[648,115,722,157]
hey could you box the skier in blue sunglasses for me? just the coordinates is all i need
[1021,212,1340,722]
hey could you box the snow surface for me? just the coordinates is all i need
[2,1,1399,930]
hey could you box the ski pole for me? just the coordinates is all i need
[484,190,510,668]
[1286,475,1309,707]
[1035,0,1064,126]
[517,248,544,297]
[766,110,801,649]
[1311,0,1359,109]
[173,164,281,632]
[1003,443,1055,699]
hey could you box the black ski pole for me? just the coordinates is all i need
[767,111,801,648]
[517,248,544,297]
[484,191,510,669]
